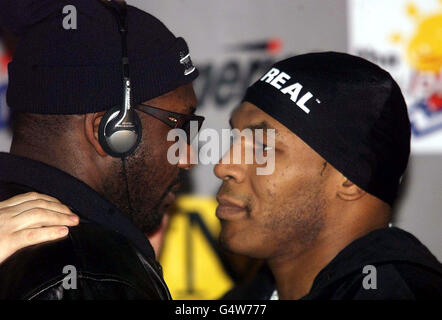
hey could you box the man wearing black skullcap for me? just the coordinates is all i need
[1,18,441,301]
[217,52,442,300]
[0,0,201,299]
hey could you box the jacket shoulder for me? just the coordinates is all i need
[338,262,442,300]
[0,221,162,299]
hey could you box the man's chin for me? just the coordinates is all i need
[218,223,246,254]
[158,191,177,214]
[218,235,236,254]
[144,211,166,237]
[219,223,269,259]
[219,235,255,257]
[133,210,164,234]
[138,189,176,234]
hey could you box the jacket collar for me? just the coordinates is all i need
[0,152,156,259]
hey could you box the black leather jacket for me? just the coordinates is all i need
[0,153,171,300]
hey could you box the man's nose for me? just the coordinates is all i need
[214,147,246,183]
[176,141,197,170]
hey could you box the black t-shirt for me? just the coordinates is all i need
[223,227,442,300]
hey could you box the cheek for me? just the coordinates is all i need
[249,163,300,214]
[249,177,276,214]
[142,122,176,169]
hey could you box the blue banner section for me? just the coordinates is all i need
[0,83,10,130]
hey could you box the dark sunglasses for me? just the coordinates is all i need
[135,103,205,144]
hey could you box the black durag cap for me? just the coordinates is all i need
[243,52,411,206]
[0,0,198,114]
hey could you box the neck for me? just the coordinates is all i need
[10,139,104,194]
[268,204,389,300]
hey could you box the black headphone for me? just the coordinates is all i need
[98,1,142,158]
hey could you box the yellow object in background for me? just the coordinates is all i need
[159,195,234,300]
[407,12,442,72]
[392,1,442,73]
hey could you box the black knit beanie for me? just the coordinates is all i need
[0,0,198,114]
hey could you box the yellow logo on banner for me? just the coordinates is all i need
[390,1,442,73]
[159,195,233,300]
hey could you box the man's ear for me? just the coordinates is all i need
[336,176,366,201]
[84,113,107,157]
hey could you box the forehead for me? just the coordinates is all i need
[231,102,323,157]
[231,102,284,133]
[143,83,197,114]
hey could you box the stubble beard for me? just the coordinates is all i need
[101,145,164,234]
[264,182,327,259]
[218,180,327,260]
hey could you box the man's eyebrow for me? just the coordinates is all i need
[228,119,278,134]
[245,121,278,134]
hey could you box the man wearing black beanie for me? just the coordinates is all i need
[0,7,441,301]
[217,52,442,300]
[0,0,201,299]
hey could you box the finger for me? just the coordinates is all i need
[11,208,79,231]
[0,192,61,208]
[9,199,74,217]
[10,226,70,253]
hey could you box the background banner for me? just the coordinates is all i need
[348,0,442,153]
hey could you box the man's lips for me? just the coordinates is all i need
[216,196,247,220]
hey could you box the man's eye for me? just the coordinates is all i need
[255,141,273,151]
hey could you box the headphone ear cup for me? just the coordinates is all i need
[98,107,118,156]
[98,106,142,158]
